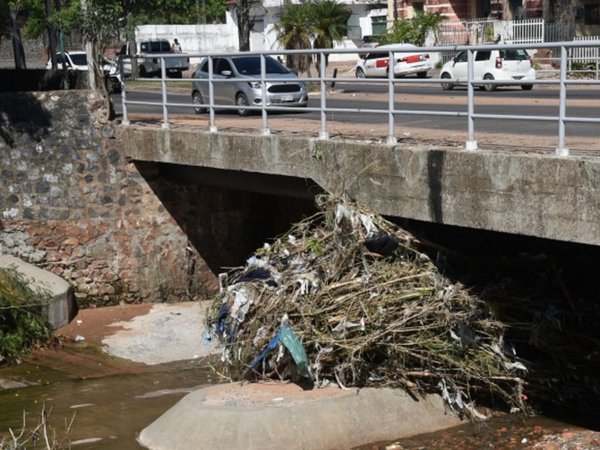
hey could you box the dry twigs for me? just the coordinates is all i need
[209,196,530,418]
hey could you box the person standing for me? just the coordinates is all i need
[172,38,182,53]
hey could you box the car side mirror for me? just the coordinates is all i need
[220,70,233,77]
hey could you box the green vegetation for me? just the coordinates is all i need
[378,12,446,46]
[0,267,52,363]
[275,0,351,74]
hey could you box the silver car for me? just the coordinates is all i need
[191,55,308,116]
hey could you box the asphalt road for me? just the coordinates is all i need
[112,83,599,138]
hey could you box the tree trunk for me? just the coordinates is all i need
[236,0,251,51]
[553,0,575,40]
[10,8,26,70]
[44,0,57,68]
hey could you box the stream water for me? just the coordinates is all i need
[0,344,596,449]
[0,345,215,449]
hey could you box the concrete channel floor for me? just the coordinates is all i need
[67,301,461,449]
[59,300,463,449]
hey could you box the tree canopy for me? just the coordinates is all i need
[275,0,351,73]
[378,12,445,46]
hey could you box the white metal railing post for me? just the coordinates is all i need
[119,55,129,126]
[386,50,397,145]
[208,56,217,133]
[466,49,478,150]
[260,53,270,136]
[556,45,569,156]
[160,57,169,129]
[319,51,328,140]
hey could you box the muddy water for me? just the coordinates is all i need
[0,346,214,449]
[1,344,594,450]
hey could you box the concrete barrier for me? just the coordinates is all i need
[138,382,462,450]
[0,255,76,329]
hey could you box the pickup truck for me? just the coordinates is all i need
[119,39,189,78]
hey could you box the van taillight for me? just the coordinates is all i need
[495,57,502,69]
[376,58,389,68]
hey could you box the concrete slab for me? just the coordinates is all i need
[0,254,76,329]
[138,382,462,450]
[101,301,222,365]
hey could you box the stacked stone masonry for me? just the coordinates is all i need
[0,91,217,306]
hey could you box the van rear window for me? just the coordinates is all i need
[500,49,529,60]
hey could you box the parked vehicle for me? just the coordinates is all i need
[46,51,121,92]
[355,44,432,78]
[191,55,308,116]
[357,35,381,58]
[440,48,535,91]
[118,39,189,78]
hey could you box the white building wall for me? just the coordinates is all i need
[135,11,238,64]
[134,3,387,63]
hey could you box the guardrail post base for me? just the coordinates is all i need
[262,127,271,136]
[555,147,570,157]
[210,126,218,133]
[121,119,130,126]
[466,140,478,151]
[318,131,329,140]
[386,136,397,146]
[161,122,170,130]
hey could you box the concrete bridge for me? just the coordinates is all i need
[120,125,600,247]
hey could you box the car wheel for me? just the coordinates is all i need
[417,71,427,79]
[139,66,147,78]
[192,91,207,114]
[441,72,454,90]
[521,84,533,91]
[236,93,251,117]
[356,67,366,78]
[482,74,496,92]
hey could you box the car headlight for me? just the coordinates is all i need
[248,81,261,89]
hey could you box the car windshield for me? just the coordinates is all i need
[232,56,290,75]
[500,49,529,60]
[70,54,87,65]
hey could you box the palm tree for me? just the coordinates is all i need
[309,0,350,70]
[274,3,313,74]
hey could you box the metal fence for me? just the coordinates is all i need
[120,41,600,157]
[439,18,544,46]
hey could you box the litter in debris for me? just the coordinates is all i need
[208,196,532,418]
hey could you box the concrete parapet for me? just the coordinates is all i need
[0,255,76,329]
[120,126,600,246]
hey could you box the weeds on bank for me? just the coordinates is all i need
[0,267,52,363]
[0,404,75,450]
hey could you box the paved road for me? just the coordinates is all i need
[113,84,599,138]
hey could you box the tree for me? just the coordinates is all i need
[274,3,313,73]
[275,0,350,73]
[235,0,262,51]
[378,11,445,46]
[309,0,350,70]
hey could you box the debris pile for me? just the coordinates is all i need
[208,196,530,417]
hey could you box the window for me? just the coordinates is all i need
[231,56,289,75]
[454,51,468,63]
[371,16,387,36]
[475,51,491,61]
[585,4,600,25]
[412,2,424,13]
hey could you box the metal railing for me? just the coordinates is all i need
[119,40,600,157]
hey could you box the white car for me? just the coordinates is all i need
[440,48,536,91]
[355,44,432,79]
[46,51,121,92]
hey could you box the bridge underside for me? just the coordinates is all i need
[120,126,600,247]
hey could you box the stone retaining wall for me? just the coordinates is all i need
[0,90,217,306]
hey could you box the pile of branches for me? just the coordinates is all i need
[208,196,530,418]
